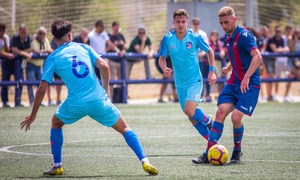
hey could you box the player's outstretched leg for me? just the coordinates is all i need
[113,117,158,175]
[190,109,213,140]
[44,116,65,175]
[192,121,224,164]
[44,128,64,175]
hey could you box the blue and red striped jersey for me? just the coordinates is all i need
[225,25,260,86]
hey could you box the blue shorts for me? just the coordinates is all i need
[55,98,120,127]
[217,84,260,116]
[177,81,203,111]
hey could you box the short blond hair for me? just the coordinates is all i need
[218,6,235,17]
[173,9,189,19]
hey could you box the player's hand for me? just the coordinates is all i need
[7,53,15,60]
[240,77,249,94]
[208,71,217,86]
[163,67,173,78]
[221,67,230,77]
[20,115,36,131]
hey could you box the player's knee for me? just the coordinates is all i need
[216,107,227,120]
[51,116,64,129]
[184,108,194,119]
[231,113,243,127]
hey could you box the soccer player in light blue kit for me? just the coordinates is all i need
[20,20,158,176]
[158,9,217,163]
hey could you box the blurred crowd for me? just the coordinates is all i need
[0,18,300,108]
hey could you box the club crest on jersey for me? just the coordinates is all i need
[242,32,248,37]
[186,42,192,49]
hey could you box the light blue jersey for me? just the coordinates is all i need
[159,29,210,88]
[42,42,107,104]
[43,42,120,126]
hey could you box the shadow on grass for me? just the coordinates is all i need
[148,154,198,157]
[17,174,149,179]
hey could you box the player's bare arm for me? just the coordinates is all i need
[207,48,217,86]
[240,48,262,93]
[96,57,110,96]
[222,63,232,77]
[158,56,172,78]
[20,80,49,131]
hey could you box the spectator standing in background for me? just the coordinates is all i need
[0,23,15,107]
[10,24,32,107]
[126,27,154,79]
[155,55,178,103]
[27,26,53,106]
[265,26,289,102]
[190,17,210,101]
[202,30,226,102]
[190,17,208,43]
[48,39,62,106]
[0,23,14,60]
[256,26,270,102]
[73,27,90,44]
[278,25,293,102]
[88,20,120,80]
[287,28,300,95]
[107,21,126,103]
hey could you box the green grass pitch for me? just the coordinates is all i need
[0,102,300,179]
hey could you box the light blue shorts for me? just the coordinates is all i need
[55,98,120,127]
[176,81,203,111]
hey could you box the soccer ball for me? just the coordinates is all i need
[207,144,228,166]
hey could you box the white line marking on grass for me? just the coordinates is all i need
[1,143,299,164]
[1,135,300,164]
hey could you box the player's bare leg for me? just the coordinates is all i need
[230,109,244,163]
[43,115,65,175]
[112,116,158,175]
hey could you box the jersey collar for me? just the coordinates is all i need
[229,25,241,39]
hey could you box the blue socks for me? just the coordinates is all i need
[191,109,211,125]
[193,123,209,140]
[206,121,224,154]
[191,108,211,140]
[50,128,64,166]
[233,124,244,151]
[124,130,146,161]
[50,129,146,166]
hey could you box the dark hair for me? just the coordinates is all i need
[51,20,72,39]
[112,21,119,27]
[0,23,6,31]
[173,9,188,19]
[95,20,104,28]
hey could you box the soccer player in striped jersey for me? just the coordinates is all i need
[193,6,263,164]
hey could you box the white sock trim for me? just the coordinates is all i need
[141,158,149,163]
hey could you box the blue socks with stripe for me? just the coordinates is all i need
[192,108,211,125]
[191,108,211,140]
[206,121,224,154]
[50,128,64,167]
[233,124,244,151]
[50,129,146,167]
[124,130,146,161]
